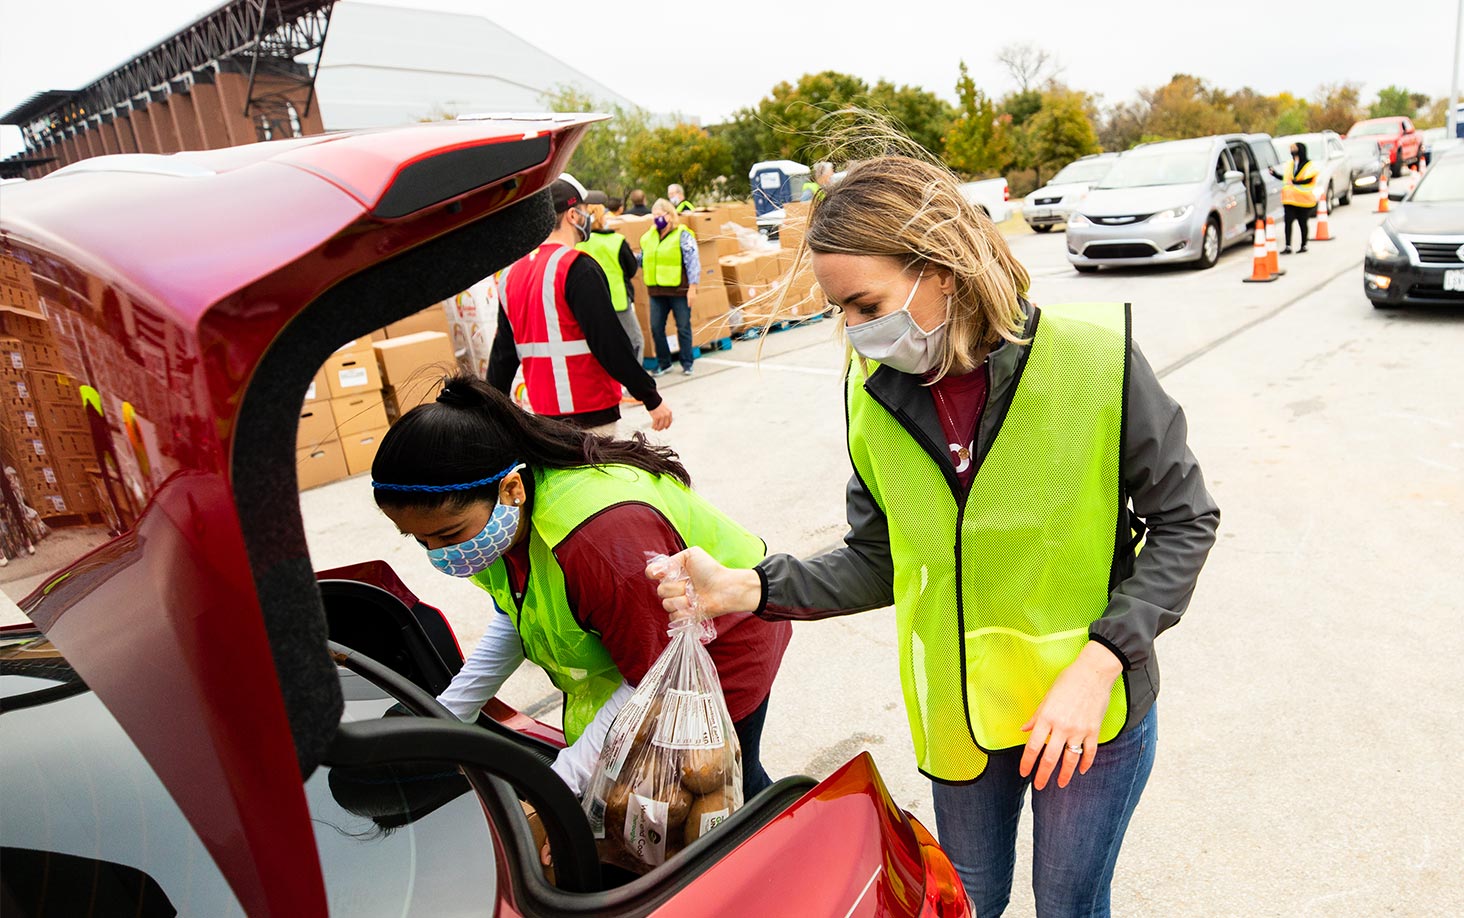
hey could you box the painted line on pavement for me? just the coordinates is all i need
[698,357,842,377]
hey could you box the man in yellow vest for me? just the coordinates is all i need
[668,184,694,214]
[800,161,834,202]
[1270,140,1320,254]
[576,203,643,365]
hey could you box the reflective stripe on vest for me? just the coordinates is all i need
[1281,160,1320,208]
[501,244,622,417]
[639,225,689,287]
[846,303,1129,783]
[470,465,767,743]
[576,231,629,312]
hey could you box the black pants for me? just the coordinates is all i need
[1283,204,1316,249]
[733,694,774,799]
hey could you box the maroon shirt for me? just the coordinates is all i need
[928,365,989,489]
[501,503,789,723]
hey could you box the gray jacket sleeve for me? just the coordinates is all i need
[755,472,895,620]
[1088,341,1220,670]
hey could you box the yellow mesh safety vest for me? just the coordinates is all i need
[639,224,691,288]
[472,465,766,743]
[576,231,629,312]
[1280,160,1320,208]
[846,303,1129,782]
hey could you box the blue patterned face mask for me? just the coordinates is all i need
[426,501,521,577]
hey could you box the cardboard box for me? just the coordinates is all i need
[384,382,437,419]
[303,368,330,404]
[297,400,338,449]
[24,370,78,406]
[752,252,781,287]
[0,306,52,344]
[340,425,389,476]
[330,391,389,437]
[679,210,721,239]
[62,480,99,514]
[615,215,655,252]
[323,347,382,399]
[297,440,349,491]
[712,235,740,260]
[631,274,649,311]
[0,280,40,312]
[373,331,455,388]
[694,243,725,287]
[45,428,93,462]
[691,286,731,347]
[0,255,29,284]
[383,307,453,339]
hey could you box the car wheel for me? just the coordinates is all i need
[1033,224,1054,233]
[1341,181,1352,206]
[1193,217,1221,270]
[1390,160,1403,177]
[1074,264,1099,274]
[1327,183,1337,211]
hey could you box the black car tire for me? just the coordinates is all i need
[1390,159,1403,178]
[1193,217,1221,270]
[1341,180,1352,206]
[1074,264,1099,274]
[1033,224,1054,233]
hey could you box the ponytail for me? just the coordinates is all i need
[371,375,690,512]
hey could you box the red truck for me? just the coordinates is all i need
[1346,116,1423,177]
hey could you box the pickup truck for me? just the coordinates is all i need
[1346,117,1423,177]
[956,177,1012,224]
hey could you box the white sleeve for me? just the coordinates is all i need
[435,611,525,722]
[549,680,635,797]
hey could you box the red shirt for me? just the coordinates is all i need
[501,504,790,723]
[928,365,989,489]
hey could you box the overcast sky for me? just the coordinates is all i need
[2,0,1459,158]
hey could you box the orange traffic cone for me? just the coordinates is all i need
[1377,173,1390,213]
[1314,192,1333,242]
[1242,220,1276,283]
[1265,216,1285,276]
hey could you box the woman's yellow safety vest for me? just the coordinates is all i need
[846,303,1130,783]
[1280,159,1320,208]
[576,231,629,312]
[639,224,692,288]
[471,465,765,743]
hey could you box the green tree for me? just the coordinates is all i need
[1139,74,1238,141]
[943,60,1013,176]
[541,84,651,198]
[1369,85,1422,119]
[625,123,731,204]
[742,70,871,164]
[1098,99,1149,151]
[1308,82,1362,133]
[1027,87,1102,186]
[866,79,954,159]
[1415,96,1449,129]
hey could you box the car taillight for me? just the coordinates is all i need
[1003,186,1010,202]
[911,818,971,917]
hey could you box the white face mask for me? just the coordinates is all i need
[844,270,949,376]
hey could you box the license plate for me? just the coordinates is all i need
[1034,209,1051,219]
[1445,269,1464,292]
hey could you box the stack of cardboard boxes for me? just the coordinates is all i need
[0,256,100,523]
[296,306,458,491]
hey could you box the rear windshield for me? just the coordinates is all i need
[1095,151,1211,188]
[1050,158,1113,184]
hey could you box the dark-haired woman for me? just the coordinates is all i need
[370,375,790,800]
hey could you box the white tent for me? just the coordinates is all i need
[315,2,643,130]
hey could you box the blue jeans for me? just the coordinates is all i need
[931,707,1157,918]
[734,694,773,800]
[649,295,693,371]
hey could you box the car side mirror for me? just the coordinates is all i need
[1223,170,1245,184]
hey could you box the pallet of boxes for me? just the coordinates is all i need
[296,307,459,491]
[721,200,824,335]
[0,256,102,529]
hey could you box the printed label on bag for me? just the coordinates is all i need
[652,689,724,749]
[336,367,369,389]
[625,794,669,867]
[601,695,652,782]
[587,794,607,839]
[697,807,730,838]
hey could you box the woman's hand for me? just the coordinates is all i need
[646,547,761,621]
[1019,642,1123,791]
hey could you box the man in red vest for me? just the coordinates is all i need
[488,175,672,434]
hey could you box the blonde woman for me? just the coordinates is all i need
[651,155,1219,916]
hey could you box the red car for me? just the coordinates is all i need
[1346,116,1423,177]
[0,117,968,917]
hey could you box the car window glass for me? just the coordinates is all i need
[1229,144,1253,174]
[1409,161,1464,203]
[1214,149,1234,183]
[0,636,248,916]
[1251,141,1279,168]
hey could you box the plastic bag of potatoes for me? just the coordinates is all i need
[581,573,742,874]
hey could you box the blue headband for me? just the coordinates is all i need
[372,461,521,493]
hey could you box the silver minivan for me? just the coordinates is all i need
[1066,135,1282,272]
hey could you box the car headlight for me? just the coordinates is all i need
[1068,212,1091,226]
[1367,226,1400,260]
[1148,205,1193,224]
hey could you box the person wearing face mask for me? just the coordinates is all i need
[576,202,644,367]
[1268,141,1319,254]
[488,174,671,434]
[649,153,1219,916]
[369,375,791,801]
[667,183,694,214]
[639,198,701,376]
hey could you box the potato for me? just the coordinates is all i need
[679,745,730,794]
[684,788,735,843]
[665,780,693,825]
[603,782,630,835]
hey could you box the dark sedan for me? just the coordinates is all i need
[1365,149,1464,307]
[1342,138,1388,195]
